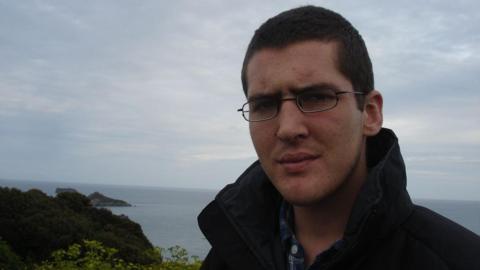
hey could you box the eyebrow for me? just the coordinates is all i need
[247,92,281,102]
[247,82,342,101]
[290,82,342,93]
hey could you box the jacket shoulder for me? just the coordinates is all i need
[401,205,480,269]
[201,248,229,270]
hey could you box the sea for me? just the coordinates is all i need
[1,179,479,259]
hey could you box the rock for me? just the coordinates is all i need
[87,192,131,207]
[55,188,79,194]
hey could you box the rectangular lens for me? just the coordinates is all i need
[299,89,336,112]
[249,98,277,121]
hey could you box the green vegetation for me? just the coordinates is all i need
[0,240,25,270]
[35,240,201,270]
[0,187,202,269]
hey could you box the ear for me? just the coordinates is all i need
[362,90,383,136]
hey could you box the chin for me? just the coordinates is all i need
[282,192,326,207]
[273,173,343,207]
[274,179,326,206]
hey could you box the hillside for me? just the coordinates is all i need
[0,187,153,264]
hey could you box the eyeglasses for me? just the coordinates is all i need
[237,88,365,122]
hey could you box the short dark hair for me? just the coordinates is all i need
[241,6,374,109]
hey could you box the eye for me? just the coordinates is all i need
[302,90,335,101]
[249,98,277,113]
[299,89,337,111]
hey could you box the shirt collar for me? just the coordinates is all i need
[279,200,345,269]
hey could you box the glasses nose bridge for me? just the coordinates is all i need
[277,96,302,115]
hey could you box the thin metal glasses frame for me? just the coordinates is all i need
[237,90,365,122]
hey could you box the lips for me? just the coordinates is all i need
[276,152,319,173]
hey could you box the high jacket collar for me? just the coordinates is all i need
[198,128,413,270]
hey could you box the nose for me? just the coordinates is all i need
[275,99,309,143]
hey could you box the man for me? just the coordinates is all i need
[198,6,480,270]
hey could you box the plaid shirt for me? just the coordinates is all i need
[279,201,344,270]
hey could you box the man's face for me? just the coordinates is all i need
[246,40,377,206]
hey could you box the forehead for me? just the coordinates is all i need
[245,40,350,97]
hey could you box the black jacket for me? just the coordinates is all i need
[198,129,480,270]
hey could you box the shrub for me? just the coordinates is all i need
[0,187,153,263]
[0,240,25,270]
[35,240,201,270]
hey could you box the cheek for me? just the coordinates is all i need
[331,116,365,156]
[249,124,275,158]
[312,113,363,152]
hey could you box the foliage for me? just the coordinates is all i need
[158,245,202,270]
[35,240,201,270]
[0,239,25,270]
[0,187,154,264]
[0,187,202,269]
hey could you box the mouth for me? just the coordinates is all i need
[276,153,319,173]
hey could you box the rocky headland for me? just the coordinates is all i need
[87,191,132,207]
[55,188,131,207]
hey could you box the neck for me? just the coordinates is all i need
[293,145,368,266]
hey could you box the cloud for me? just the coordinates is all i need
[0,0,478,197]
[384,101,480,146]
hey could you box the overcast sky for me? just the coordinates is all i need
[0,0,478,200]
